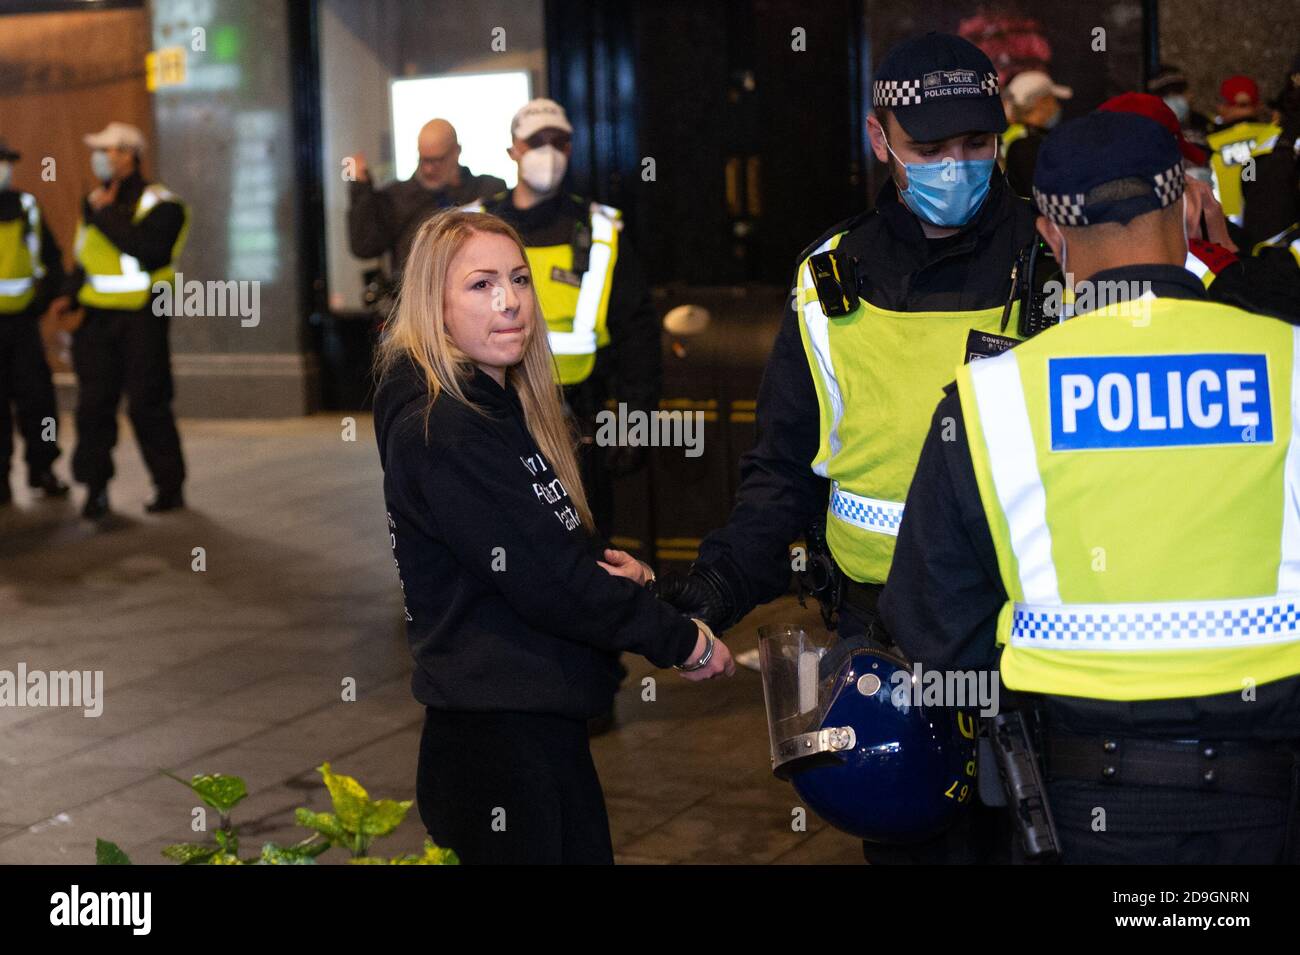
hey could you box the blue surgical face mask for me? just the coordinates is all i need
[882,133,996,228]
[91,149,114,183]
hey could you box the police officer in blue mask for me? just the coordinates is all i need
[656,32,1037,864]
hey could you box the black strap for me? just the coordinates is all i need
[841,580,882,618]
[1047,733,1299,799]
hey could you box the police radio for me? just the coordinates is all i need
[808,248,859,317]
[1000,237,1064,339]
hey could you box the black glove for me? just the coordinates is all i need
[653,563,737,632]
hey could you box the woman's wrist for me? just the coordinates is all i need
[675,620,716,672]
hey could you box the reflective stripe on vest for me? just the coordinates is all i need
[797,229,1022,583]
[1183,249,1214,288]
[958,297,1300,700]
[829,484,905,536]
[0,192,44,313]
[1253,222,1300,267]
[76,184,188,310]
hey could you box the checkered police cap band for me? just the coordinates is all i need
[1034,161,1185,226]
[872,71,999,108]
[873,79,923,107]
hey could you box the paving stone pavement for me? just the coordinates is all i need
[0,413,862,864]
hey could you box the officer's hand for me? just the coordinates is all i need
[655,569,730,631]
[47,296,76,323]
[1184,177,1237,253]
[677,625,736,682]
[88,180,119,211]
[597,548,651,586]
[347,152,370,183]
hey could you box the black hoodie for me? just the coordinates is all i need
[373,355,699,719]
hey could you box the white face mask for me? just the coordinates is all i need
[0,162,11,191]
[91,149,114,183]
[519,145,567,194]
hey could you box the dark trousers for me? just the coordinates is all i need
[1049,779,1296,864]
[71,306,185,493]
[0,314,60,475]
[417,708,615,865]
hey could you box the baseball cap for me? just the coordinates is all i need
[1033,111,1185,227]
[0,138,19,161]
[510,99,572,141]
[83,122,147,153]
[872,32,1006,141]
[1098,92,1210,166]
[1219,75,1260,107]
[1146,64,1190,96]
[1007,70,1073,109]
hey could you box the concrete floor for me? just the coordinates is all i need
[0,413,862,864]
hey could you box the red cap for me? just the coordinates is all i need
[1219,75,1259,107]
[1097,91,1210,166]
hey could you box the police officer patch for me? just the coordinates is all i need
[1048,354,1273,450]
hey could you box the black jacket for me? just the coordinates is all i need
[480,190,661,415]
[63,171,185,305]
[373,354,698,719]
[696,173,1037,618]
[348,165,506,279]
[0,188,64,317]
[880,265,1300,741]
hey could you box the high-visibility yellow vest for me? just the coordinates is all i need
[1253,222,1300,268]
[0,192,45,314]
[74,183,190,311]
[1000,123,1028,164]
[462,198,620,385]
[1207,121,1281,224]
[957,295,1300,702]
[796,230,1022,584]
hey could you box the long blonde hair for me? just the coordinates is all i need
[374,209,594,531]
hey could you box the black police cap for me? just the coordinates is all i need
[872,32,1006,142]
[1033,111,1185,227]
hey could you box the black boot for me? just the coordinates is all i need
[82,485,109,520]
[145,488,185,513]
[28,468,70,498]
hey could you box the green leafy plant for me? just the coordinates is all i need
[96,763,457,865]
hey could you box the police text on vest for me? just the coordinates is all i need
[1049,354,1272,450]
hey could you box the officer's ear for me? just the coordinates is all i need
[1036,215,1065,261]
[866,112,890,165]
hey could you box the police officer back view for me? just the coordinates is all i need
[464,99,662,537]
[0,137,68,504]
[884,111,1300,864]
[49,122,189,519]
[657,33,1037,862]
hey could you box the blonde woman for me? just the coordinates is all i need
[373,210,733,865]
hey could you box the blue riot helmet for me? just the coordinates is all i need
[758,623,978,844]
